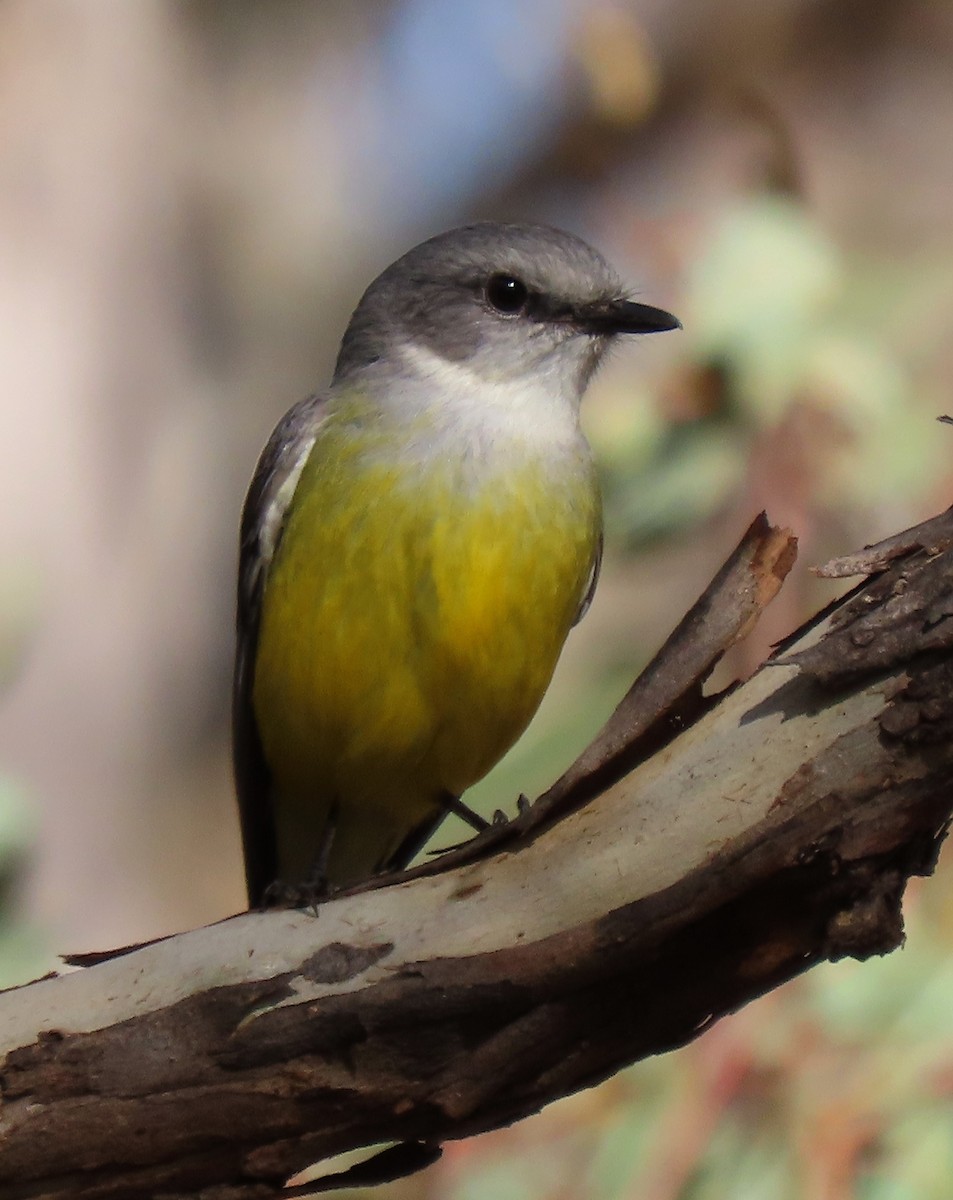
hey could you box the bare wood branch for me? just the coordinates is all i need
[2,510,952,1200]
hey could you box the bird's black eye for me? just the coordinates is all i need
[486,273,529,315]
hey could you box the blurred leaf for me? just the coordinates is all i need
[686,1112,797,1200]
[0,776,34,865]
[687,197,841,421]
[0,922,54,991]
[864,1108,953,1200]
[0,566,42,692]
[588,1107,654,1199]
[605,421,744,546]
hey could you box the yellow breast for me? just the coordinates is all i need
[251,409,600,881]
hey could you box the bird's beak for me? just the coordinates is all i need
[580,298,681,336]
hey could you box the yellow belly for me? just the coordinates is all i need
[252,420,600,885]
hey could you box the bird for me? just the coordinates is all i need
[233,221,679,906]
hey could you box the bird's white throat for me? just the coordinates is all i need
[394,340,587,455]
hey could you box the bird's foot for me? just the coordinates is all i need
[490,794,531,826]
[260,877,333,914]
[427,792,533,854]
[259,807,340,915]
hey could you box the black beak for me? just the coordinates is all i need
[580,298,681,336]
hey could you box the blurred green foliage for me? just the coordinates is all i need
[0,777,49,989]
[595,195,947,552]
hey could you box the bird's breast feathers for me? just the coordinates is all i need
[251,402,600,799]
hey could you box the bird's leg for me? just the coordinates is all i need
[442,792,533,830]
[296,803,342,912]
[441,793,490,832]
[259,806,339,913]
[425,791,523,857]
[307,804,338,887]
[260,877,326,910]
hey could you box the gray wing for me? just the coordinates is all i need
[233,393,327,906]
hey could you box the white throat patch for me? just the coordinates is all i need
[397,341,584,451]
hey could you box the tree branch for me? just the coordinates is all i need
[2,511,952,1200]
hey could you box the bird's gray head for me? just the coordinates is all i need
[333,223,679,399]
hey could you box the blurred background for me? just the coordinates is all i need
[2,0,953,1195]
